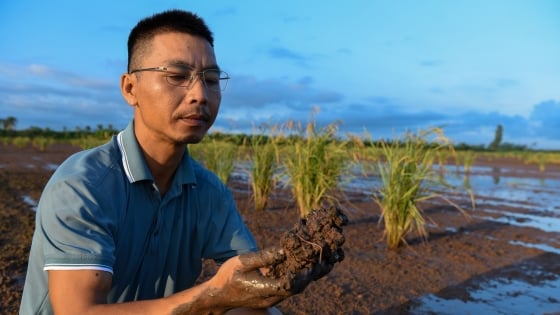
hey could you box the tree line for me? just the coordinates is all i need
[0,116,118,140]
[0,116,549,152]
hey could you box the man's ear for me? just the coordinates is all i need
[120,73,138,107]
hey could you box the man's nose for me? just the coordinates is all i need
[186,74,208,99]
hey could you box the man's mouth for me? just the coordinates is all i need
[178,113,210,127]
[182,113,209,121]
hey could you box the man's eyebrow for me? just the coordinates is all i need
[165,60,221,71]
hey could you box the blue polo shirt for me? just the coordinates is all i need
[20,121,257,315]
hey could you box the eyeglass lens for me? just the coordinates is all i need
[164,67,228,91]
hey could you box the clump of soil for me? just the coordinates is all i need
[268,205,348,280]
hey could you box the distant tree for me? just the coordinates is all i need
[488,124,503,151]
[2,116,17,131]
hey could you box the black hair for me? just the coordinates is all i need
[127,9,214,71]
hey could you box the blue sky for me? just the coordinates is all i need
[1,1,559,149]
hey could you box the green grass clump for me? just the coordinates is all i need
[12,136,31,148]
[281,120,349,217]
[460,150,475,174]
[375,127,473,249]
[31,136,55,152]
[247,131,278,211]
[189,139,238,184]
[0,137,10,146]
[525,152,548,172]
[69,136,109,150]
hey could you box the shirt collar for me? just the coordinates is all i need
[116,121,197,185]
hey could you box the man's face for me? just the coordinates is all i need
[127,32,221,145]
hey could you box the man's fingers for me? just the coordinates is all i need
[227,269,293,301]
[311,261,334,280]
[288,261,335,294]
[238,247,285,271]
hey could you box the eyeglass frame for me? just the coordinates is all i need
[128,65,230,92]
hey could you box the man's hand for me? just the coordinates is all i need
[206,247,289,310]
[202,246,335,311]
[284,256,334,294]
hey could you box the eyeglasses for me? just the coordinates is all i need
[129,65,230,92]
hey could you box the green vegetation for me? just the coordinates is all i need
[31,136,55,152]
[188,138,238,184]
[11,136,31,149]
[0,118,118,151]
[0,116,17,131]
[280,120,350,217]
[246,129,279,211]
[2,115,560,235]
[373,128,473,249]
[458,150,476,174]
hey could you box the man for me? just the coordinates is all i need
[20,9,331,315]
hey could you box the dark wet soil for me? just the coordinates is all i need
[1,143,559,314]
[268,206,347,282]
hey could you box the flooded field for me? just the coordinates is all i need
[235,161,560,314]
[1,144,559,314]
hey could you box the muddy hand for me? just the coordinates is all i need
[288,259,334,294]
[208,247,293,309]
[239,248,334,295]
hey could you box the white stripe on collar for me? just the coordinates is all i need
[117,131,135,183]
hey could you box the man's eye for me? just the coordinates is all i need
[204,72,220,85]
[204,77,219,85]
[166,74,189,84]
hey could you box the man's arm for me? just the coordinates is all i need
[48,248,323,315]
[49,269,172,314]
[48,266,276,315]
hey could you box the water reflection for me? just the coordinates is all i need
[413,275,560,315]
[492,166,501,185]
[233,162,560,224]
[22,195,38,211]
[335,163,560,233]
[463,175,471,190]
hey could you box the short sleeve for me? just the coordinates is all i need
[39,178,116,272]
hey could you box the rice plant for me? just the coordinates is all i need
[11,136,31,148]
[247,131,278,211]
[461,150,475,174]
[1,137,10,146]
[31,136,54,152]
[375,127,473,249]
[281,120,349,217]
[346,130,381,176]
[69,136,108,150]
[457,150,476,190]
[189,138,238,184]
[537,153,548,172]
